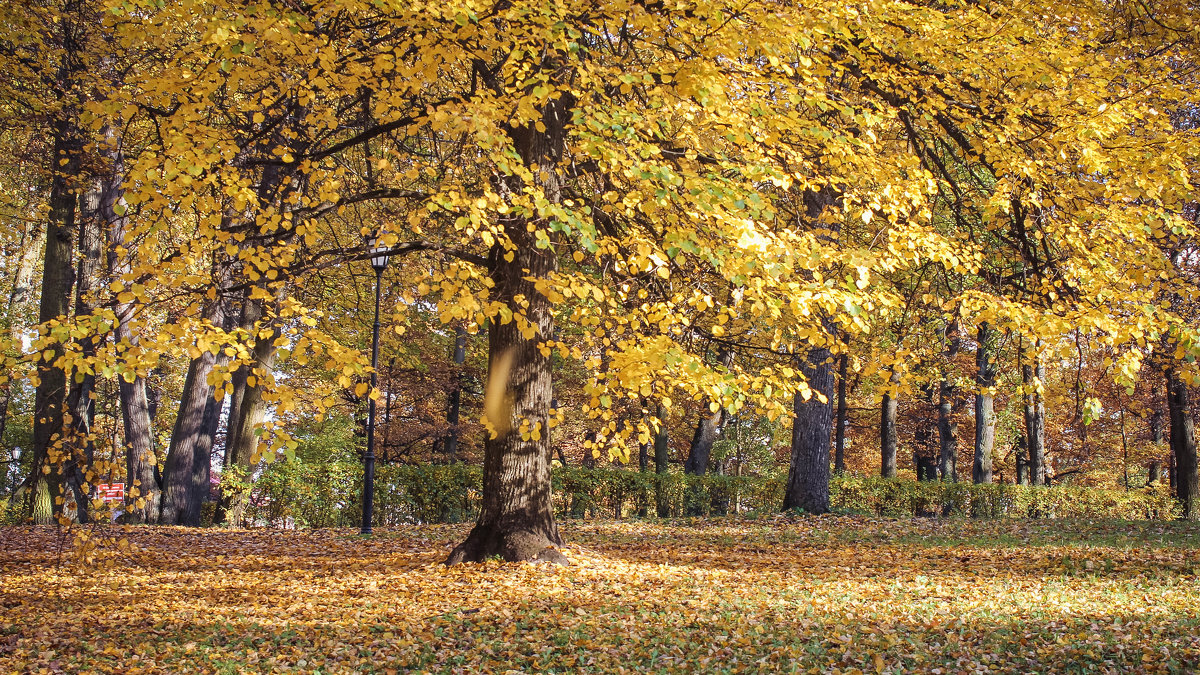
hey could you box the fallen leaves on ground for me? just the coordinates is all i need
[2,517,1199,674]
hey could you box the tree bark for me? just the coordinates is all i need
[684,407,721,477]
[226,302,277,468]
[782,187,839,514]
[116,320,159,523]
[446,88,570,565]
[972,322,996,484]
[783,346,835,514]
[880,368,899,479]
[0,218,45,448]
[159,295,228,526]
[1166,367,1198,519]
[445,233,561,563]
[440,325,468,461]
[1015,436,1029,485]
[105,139,160,523]
[220,295,257,469]
[1150,409,1164,485]
[61,182,105,522]
[937,379,958,482]
[213,295,277,525]
[684,346,733,478]
[834,352,849,475]
[1022,341,1047,486]
[683,405,720,516]
[192,381,226,517]
[29,120,81,518]
[654,403,670,517]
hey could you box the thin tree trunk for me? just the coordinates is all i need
[972,322,996,484]
[654,403,670,517]
[105,139,159,523]
[192,390,224,516]
[194,305,235,519]
[880,368,899,479]
[1022,340,1047,486]
[116,322,159,523]
[1150,410,1164,485]
[222,294,262,467]
[938,379,957,482]
[783,346,835,514]
[1167,367,1198,519]
[227,307,278,468]
[443,324,468,461]
[684,346,733,478]
[0,219,45,448]
[684,407,721,477]
[834,352,848,475]
[62,183,104,523]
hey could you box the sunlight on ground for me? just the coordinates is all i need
[2,517,1198,673]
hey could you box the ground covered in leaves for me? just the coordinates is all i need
[2,517,1199,674]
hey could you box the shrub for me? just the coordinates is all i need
[221,462,1185,528]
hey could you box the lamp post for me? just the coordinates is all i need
[362,236,390,535]
[7,447,19,496]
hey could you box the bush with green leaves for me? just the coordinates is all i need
[222,461,1182,528]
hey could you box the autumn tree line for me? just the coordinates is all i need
[0,0,1197,561]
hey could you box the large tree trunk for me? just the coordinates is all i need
[446,88,569,565]
[833,352,849,475]
[783,346,835,514]
[159,295,229,526]
[29,120,81,519]
[1166,367,1198,519]
[445,233,561,563]
[972,322,996,484]
[1022,341,1047,486]
[880,368,899,479]
[782,189,839,515]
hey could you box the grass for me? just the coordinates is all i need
[2,516,1199,673]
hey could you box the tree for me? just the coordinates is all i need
[972,322,997,484]
[1022,342,1048,487]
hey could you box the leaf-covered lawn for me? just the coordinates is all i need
[3,517,1199,674]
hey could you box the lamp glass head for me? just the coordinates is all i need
[369,234,390,271]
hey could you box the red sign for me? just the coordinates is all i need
[96,483,125,503]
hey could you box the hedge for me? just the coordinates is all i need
[218,461,1182,528]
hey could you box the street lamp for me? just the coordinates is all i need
[362,235,390,535]
[7,447,19,496]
